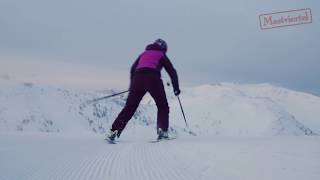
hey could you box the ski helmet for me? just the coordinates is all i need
[154,38,167,51]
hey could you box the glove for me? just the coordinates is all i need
[174,89,181,96]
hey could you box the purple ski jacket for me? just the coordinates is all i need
[130,43,179,92]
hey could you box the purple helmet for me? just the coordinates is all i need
[154,39,167,51]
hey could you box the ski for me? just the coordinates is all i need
[150,137,176,143]
[105,138,116,144]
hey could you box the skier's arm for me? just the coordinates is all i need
[130,57,140,80]
[129,57,140,90]
[163,55,180,95]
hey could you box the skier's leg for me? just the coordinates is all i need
[111,76,146,136]
[148,78,169,131]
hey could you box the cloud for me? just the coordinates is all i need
[1,0,319,94]
[0,54,129,90]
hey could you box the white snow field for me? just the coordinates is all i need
[1,79,320,180]
[0,133,319,180]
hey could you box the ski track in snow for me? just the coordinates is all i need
[0,134,206,180]
[1,133,320,180]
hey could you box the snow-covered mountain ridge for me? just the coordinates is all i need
[0,79,319,137]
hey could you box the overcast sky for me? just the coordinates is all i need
[0,0,319,95]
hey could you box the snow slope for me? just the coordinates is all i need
[1,79,320,180]
[0,132,319,180]
[168,83,319,136]
[0,79,319,136]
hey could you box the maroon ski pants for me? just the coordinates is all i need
[111,72,169,135]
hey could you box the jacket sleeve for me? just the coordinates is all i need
[163,55,180,92]
[130,56,140,80]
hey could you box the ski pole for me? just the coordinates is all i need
[177,95,188,128]
[166,81,189,128]
[86,90,129,105]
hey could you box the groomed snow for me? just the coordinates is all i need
[0,132,319,180]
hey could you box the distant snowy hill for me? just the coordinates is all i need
[169,83,319,136]
[0,79,319,137]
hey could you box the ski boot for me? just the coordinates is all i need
[105,129,118,143]
[157,128,169,140]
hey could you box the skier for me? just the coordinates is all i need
[106,39,180,142]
